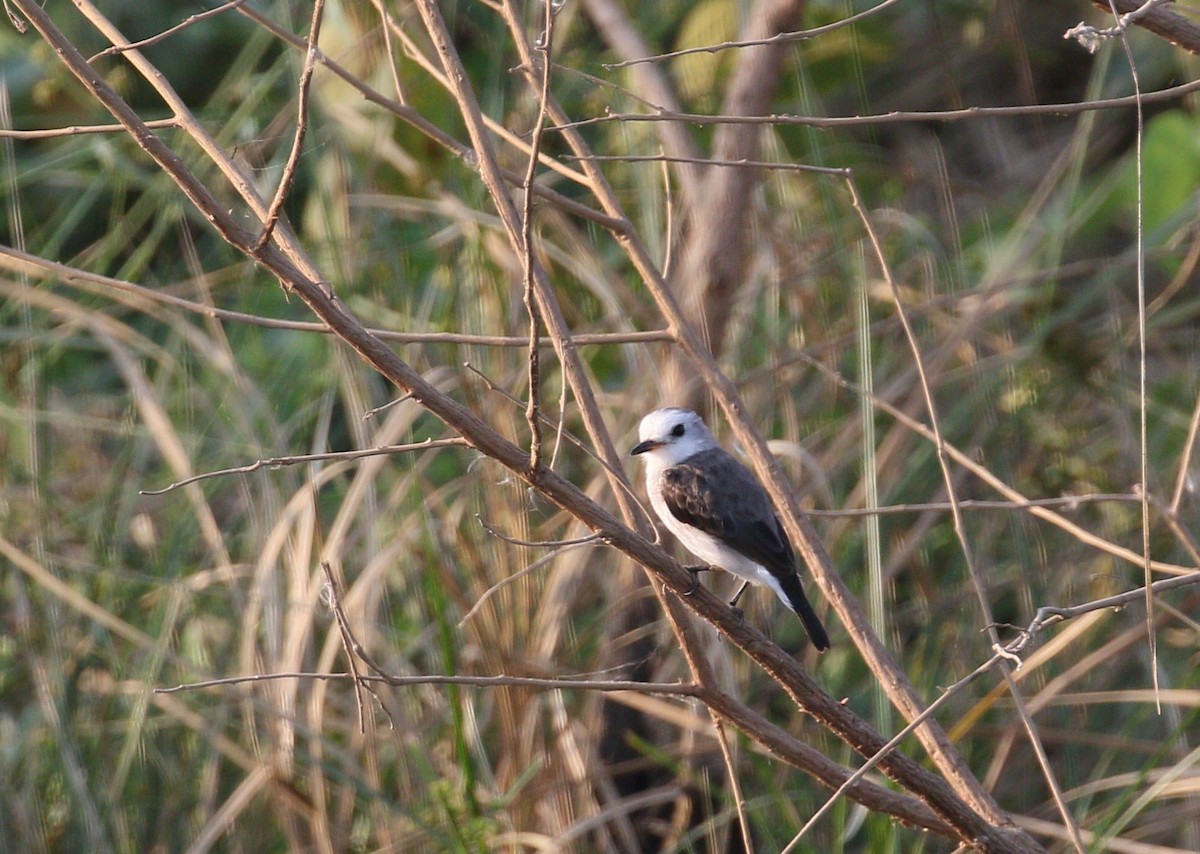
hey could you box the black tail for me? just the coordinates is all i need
[778,572,830,651]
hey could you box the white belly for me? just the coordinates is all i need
[648,470,788,605]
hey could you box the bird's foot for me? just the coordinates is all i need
[682,565,709,596]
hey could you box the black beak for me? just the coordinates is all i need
[630,439,662,456]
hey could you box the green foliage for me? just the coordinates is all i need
[1109,110,1200,238]
[5,0,1200,851]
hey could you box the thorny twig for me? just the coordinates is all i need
[255,0,325,250]
[139,439,469,495]
[847,173,1086,851]
[520,0,559,471]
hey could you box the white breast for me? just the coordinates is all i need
[645,467,788,603]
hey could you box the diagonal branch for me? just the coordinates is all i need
[254,0,324,250]
[11,1,1039,848]
[481,0,1033,842]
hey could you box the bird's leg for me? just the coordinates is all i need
[727,581,750,626]
[682,565,710,596]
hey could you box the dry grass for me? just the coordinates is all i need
[3,0,1200,852]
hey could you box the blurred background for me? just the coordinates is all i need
[3,0,1200,850]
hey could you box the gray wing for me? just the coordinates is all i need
[660,449,796,576]
[662,449,832,650]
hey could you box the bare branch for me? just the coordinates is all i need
[550,78,1200,132]
[477,515,600,548]
[798,351,1195,577]
[1024,571,1200,637]
[520,0,560,471]
[605,0,905,68]
[319,562,370,733]
[9,0,1059,846]
[0,118,178,139]
[564,153,851,175]
[847,175,1085,851]
[1089,0,1200,53]
[139,439,469,495]
[254,0,325,250]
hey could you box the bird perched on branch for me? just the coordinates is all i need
[631,407,830,651]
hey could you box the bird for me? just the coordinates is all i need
[630,407,830,650]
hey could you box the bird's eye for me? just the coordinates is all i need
[670,423,685,437]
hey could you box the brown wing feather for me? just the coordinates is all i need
[659,449,796,577]
[661,449,831,650]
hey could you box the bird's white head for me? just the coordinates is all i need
[630,407,717,466]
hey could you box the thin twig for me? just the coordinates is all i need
[787,648,1010,849]
[370,0,407,105]
[320,562,368,733]
[140,438,468,495]
[563,153,851,175]
[520,0,557,471]
[548,77,1200,132]
[707,715,751,852]
[362,394,412,420]
[805,494,1143,517]
[255,0,325,250]
[1105,0,1159,708]
[1023,570,1200,638]
[604,0,905,68]
[156,669,702,696]
[477,515,600,548]
[0,118,179,139]
[847,173,1085,851]
[87,0,251,61]
[458,540,597,626]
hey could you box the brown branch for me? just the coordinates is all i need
[847,176,1086,851]
[138,439,469,495]
[487,0,1040,846]
[520,0,558,471]
[476,516,600,548]
[605,0,904,68]
[549,76,1200,131]
[1090,0,1200,54]
[12,1,1038,846]
[0,118,178,138]
[580,0,704,204]
[88,0,251,61]
[254,0,324,250]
